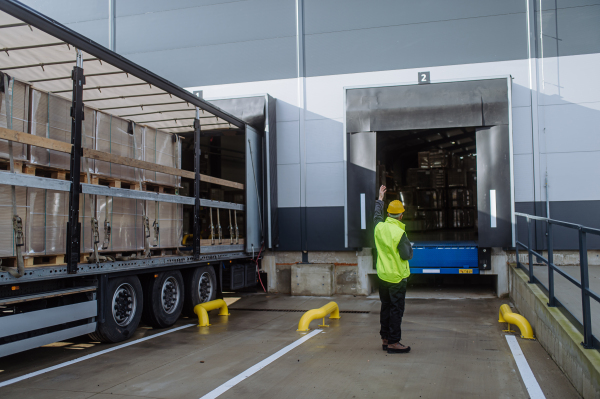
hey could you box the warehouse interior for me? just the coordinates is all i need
[376,127,478,243]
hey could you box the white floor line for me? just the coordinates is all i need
[200,329,322,399]
[505,335,546,399]
[0,323,195,389]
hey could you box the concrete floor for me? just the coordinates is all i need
[0,294,580,398]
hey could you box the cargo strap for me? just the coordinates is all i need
[153,201,159,246]
[1,74,24,278]
[102,196,111,249]
[234,210,239,244]
[210,207,215,245]
[87,217,114,263]
[217,208,222,244]
[228,210,233,245]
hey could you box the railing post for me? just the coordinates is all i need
[579,228,593,348]
[66,50,85,274]
[547,222,556,307]
[527,217,534,283]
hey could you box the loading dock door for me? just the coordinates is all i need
[347,132,376,249]
[476,125,512,247]
[246,125,263,253]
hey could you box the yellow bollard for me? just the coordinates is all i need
[193,299,230,327]
[297,301,340,332]
[498,304,535,339]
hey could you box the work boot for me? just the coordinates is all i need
[387,342,410,354]
[382,339,388,351]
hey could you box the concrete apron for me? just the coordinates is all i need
[0,295,578,399]
[509,264,600,398]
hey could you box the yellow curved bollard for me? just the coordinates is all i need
[297,301,340,332]
[193,299,230,327]
[498,304,535,339]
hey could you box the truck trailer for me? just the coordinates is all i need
[0,0,277,357]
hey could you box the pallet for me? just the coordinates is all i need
[1,254,66,268]
[0,159,26,173]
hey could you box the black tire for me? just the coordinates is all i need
[183,266,217,316]
[89,276,143,343]
[141,270,185,328]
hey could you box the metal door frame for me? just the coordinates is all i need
[343,75,515,248]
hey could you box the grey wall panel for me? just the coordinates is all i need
[306,206,346,251]
[541,0,600,10]
[305,13,527,78]
[305,119,344,164]
[277,207,301,251]
[124,36,297,87]
[306,162,345,207]
[513,153,535,203]
[21,0,107,22]
[516,201,600,250]
[550,200,600,250]
[276,121,300,165]
[304,0,525,35]
[116,0,242,17]
[511,107,533,155]
[277,164,301,208]
[542,103,600,154]
[115,0,296,55]
[546,151,600,201]
[540,5,600,58]
[64,19,110,48]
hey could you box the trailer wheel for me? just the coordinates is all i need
[183,266,217,316]
[90,276,143,343]
[142,271,184,328]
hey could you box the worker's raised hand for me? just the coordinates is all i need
[379,185,387,201]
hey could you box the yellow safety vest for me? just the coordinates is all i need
[374,217,411,283]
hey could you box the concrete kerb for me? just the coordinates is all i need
[509,264,600,398]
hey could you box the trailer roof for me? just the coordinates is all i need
[0,0,245,133]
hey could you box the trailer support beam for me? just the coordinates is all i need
[193,109,201,259]
[65,51,85,274]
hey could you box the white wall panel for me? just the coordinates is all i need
[277,164,301,208]
[512,106,533,155]
[305,118,344,164]
[513,154,535,202]
[306,162,345,207]
[304,58,531,121]
[546,151,600,202]
[276,121,300,165]
[539,53,600,106]
[542,102,600,154]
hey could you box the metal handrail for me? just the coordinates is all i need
[515,212,600,350]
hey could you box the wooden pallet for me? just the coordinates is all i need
[1,254,66,268]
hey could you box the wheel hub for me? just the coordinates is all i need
[112,283,136,327]
[161,276,180,314]
[198,272,213,303]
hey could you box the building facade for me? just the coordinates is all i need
[21,0,600,295]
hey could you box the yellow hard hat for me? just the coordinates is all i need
[387,200,405,214]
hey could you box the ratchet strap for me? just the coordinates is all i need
[217,208,222,244]
[229,209,233,245]
[234,210,239,245]
[210,207,215,245]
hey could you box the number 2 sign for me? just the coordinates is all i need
[418,71,430,84]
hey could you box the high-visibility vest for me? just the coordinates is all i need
[374,217,411,283]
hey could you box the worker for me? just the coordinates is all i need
[374,185,413,354]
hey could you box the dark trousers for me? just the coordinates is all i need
[379,277,407,344]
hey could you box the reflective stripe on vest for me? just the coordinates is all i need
[374,217,411,283]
